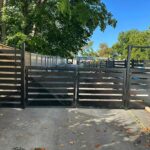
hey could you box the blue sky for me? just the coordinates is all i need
[90,0,150,50]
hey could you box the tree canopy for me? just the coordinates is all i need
[97,43,113,58]
[80,42,113,59]
[1,0,117,57]
[80,41,97,57]
[112,29,150,60]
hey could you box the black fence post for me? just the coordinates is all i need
[21,43,26,108]
[123,69,127,107]
[131,59,134,68]
[74,66,79,107]
[113,60,115,68]
[125,59,127,68]
[125,45,132,108]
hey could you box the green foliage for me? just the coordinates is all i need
[112,29,150,60]
[80,41,97,57]
[1,0,117,57]
[97,43,113,58]
[81,42,113,58]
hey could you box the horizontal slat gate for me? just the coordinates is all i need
[129,68,150,103]
[77,68,126,107]
[26,66,76,106]
[0,48,23,106]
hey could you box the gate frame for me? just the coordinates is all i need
[125,45,150,108]
[21,43,26,108]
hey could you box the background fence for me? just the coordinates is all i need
[78,59,150,69]
[25,51,67,67]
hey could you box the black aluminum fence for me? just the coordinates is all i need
[26,66,76,106]
[0,48,25,107]
[77,68,126,107]
[0,47,150,108]
[127,68,150,107]
[79,59,150,69]
[25,66,127,108]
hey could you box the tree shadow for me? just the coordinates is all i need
[54,109,150,150]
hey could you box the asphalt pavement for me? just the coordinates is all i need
[0,108,149,150]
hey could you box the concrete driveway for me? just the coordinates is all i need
[0,108,149,150]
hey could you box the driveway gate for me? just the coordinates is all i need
[77,67,126,107]
[26,66,127,107]
[26,66,76,106]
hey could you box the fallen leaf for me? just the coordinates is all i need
[34,148,46,150]
[126,128,132,134]
[141,127,150,133]
[69,141,75,144]
[145,143,150,148]
[95,144,101,148]
[60,144,64,147]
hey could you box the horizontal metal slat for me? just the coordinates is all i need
[0,68,21,72]
[79,84,123,88]
[79,73,124,78]
[79,78,123,83]
[28,71,75,76]
[130,90,150,95]
[79,90,123,94]
[131,68,150,72]
[131,74,150,78]
[0,74,21,78]
[0,86,21,90]
[130,96,149,100]
[28,94,74,99]
[131,79,150,84]
[130,84,150,89]
[0,80,21,84]
[26,66,75,71]
[0,62,21,66]
[0,55,21,60]
[27,77,74,82]
[28,89,74,93]
[79,95,122,99]
[0,97,21,101]
[0,49,21,54]
[78,68,125,72]
[0,91,21,95]
[28,83,74,88]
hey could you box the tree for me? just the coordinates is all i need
[112,29,150,60]
[1,0,117,57]
[80,41,97,57]
[97,43,113,58]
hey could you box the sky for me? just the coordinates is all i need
[90,0,150,50]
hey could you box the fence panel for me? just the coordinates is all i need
[77,67,126,107]
[129,68,150,106]
[0,48,24,107]
[26,66,76,106]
